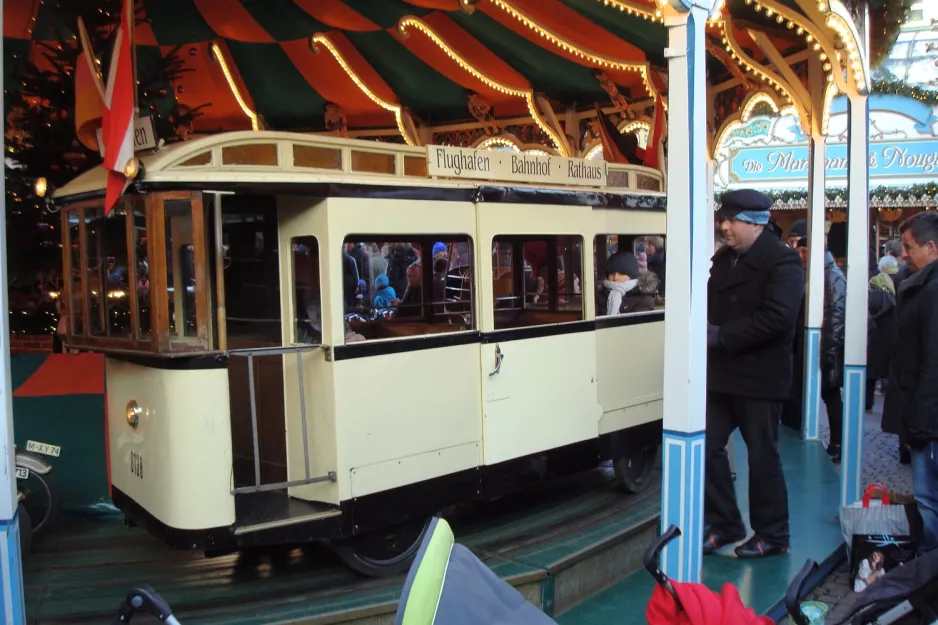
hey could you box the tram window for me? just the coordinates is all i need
[163,200,197,338]
[86,206,132,338]
[62,192,212,353]
[85,210,105,336]
[67,212,84,336]
[130,201,151,340]
[342,237,474,343]
[492,236,584,330]
[292,237,322,345]
[221,196,281,344]
[594,234,665,317]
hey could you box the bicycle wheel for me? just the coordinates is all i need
[17,466,61,538]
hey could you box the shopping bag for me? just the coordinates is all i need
[839,484,916,552]
[849,534,916,593]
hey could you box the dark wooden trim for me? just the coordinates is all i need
[101,349,229,370]
[333,331,480,361]
[146,194,170,350]
[481,319,595,344]
[594,310,665,330]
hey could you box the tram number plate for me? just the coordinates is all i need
[26,440,61,457]
[15,467,29,480]
[130,451,144,480]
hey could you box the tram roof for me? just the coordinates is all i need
[52,131,667,202]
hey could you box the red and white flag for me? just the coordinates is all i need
[101,0,135,215]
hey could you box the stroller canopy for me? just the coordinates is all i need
[646,581,774,625]
[394,517,557,625]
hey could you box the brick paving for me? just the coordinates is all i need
[779,393,914,623]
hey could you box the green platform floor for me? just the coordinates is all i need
[23,463,660,624]
[557,428,845,625]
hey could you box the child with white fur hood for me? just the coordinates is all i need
[601,251,659,316]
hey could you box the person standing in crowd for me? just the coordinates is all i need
[704,189,804,558]
[645,236,666,297]
[867,257,898,412]
[787,219,807,249]
[883,212,938,554]
[796,237,846,464]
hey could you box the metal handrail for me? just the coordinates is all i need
[227,343,335,495]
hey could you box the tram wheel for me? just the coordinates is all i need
[613,444,659,494]
[334,516,432,578]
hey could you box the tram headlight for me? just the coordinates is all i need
[126,400,142,429]
[123,157,140,181]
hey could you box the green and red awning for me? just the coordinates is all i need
[3,0,808,138]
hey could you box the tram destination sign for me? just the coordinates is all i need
[426,145,607,187]
[95,116,158,156]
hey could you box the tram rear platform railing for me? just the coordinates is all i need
[226,343,336,495]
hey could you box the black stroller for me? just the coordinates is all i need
[787,548,938,625]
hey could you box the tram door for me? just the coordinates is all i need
[477,203,602,466]
[277,197,338,506]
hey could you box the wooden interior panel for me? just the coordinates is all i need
[227,343,287,487]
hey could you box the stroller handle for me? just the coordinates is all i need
[111,585,177,625]
[784,559,818,625]
[644,525,683,607]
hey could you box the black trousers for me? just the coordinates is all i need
[705,392,790,546]
[821,385,843,449]
[865,378,877,411]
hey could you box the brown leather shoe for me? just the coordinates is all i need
[734,535,789,558]
[702,532,745,556]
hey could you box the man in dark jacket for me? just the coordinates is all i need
[796,238,846,464]
[704,189,805,559]
[883,212,938,554]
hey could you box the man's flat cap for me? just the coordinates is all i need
[717,189,773,217]
[789,219,807,239]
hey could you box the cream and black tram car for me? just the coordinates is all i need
[53,132,666,576]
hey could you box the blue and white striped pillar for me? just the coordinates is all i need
[841,91,870,508]
[659,0,714,584]
[802,134,826,441]
[0,3,28,619]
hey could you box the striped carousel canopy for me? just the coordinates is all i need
[1,0,821,141]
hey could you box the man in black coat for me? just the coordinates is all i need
[704,189,805,559]
[883,212,938,554]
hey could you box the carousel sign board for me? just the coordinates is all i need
[426,144,608,187]
[730,139,938,184]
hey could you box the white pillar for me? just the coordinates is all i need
[0,2,28,620]
[660,2,712,584]
[802,134,826,441]
[841,92,869,507]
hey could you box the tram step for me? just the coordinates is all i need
[233,491,341,535]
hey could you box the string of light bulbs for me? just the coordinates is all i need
[311,34,417,147]
[398,16,568,155]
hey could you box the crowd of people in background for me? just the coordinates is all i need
[704,188,938,560]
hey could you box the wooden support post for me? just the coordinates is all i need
[841,5,871,508]
[803,55,827,442]
[659,1,712,584]
[842,91,870,507]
